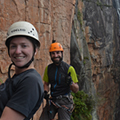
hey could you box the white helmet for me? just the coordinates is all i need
[5,21,40,48]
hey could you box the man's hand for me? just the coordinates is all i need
[65,72,73,86]
[44,91,49,101]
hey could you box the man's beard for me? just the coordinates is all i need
[51,57,62,65]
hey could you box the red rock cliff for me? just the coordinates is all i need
[0,0,75,119]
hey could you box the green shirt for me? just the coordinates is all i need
[43,66,78,83]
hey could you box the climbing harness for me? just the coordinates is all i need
[49,94,74,114]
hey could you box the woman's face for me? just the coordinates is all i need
[9,37,34,68]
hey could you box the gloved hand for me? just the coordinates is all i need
[65,72,73,86]
[44,91,49,101]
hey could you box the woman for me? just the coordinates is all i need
[0,21,44,120]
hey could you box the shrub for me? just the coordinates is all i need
[71,91,95,120]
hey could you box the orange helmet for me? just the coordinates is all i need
[49,42,63,52]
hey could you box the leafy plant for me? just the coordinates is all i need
[77,10,83,27]
[0,78,3,84]
[71,91,95,120]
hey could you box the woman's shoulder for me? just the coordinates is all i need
[12,69,42,86]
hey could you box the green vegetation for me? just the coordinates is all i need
[77,10,83,28]
[83,60,86,65]
[96,1,112,7]
[83,57,89,65]
[81,0,112,8]
[96,1,112,10]
[84,57,89,60]
[71,91,95,120]
[0,78,3,84]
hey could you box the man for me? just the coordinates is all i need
[39,40,79,120]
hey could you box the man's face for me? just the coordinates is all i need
[50,51,63,65]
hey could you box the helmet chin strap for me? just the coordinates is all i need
[8,62,14,79]
[8,56,34,79]
[12,56,34,69]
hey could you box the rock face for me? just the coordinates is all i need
[0,0,120,120]
[71,0,120,120]
[0,0,75,119]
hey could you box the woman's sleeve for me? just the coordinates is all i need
[6,75,43,118]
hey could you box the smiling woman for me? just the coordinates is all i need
[0,21,44,120]
[9,37,34,73]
